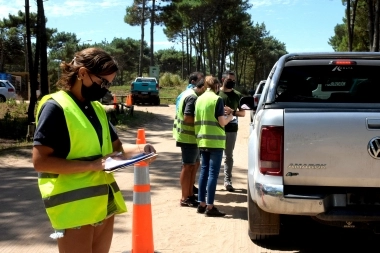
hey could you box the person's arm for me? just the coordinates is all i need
[234,108,245,117]
[121,142,157,164]
[218,114,233,127]
[216,97,233,127]
[183,95,196,124]
[234,94,246,117]
[33,145,112,174]
[110,119,156,161]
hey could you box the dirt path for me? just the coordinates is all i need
[1,104,380,253]
[111,104,255,253]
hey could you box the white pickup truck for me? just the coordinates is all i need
[241,52,380,240]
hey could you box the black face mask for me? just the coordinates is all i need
[81,80,108,101]
[225,80,235,89]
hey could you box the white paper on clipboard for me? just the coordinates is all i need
[104,152,157,173]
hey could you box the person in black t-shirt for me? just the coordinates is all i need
[33,47,156,253]
[218,70,245,192]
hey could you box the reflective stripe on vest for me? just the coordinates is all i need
[194,90,226,149]
[35,91,127,229]
[173,89,197,144]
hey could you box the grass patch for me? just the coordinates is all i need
[109,109,157,131]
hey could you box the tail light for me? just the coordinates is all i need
[259,126,283,176]
[156,83,159,91]
[8,88,15,92]
[254,96,259,105]
[329,60,357,65]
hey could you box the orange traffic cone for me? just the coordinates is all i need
[131,128,154,253]
[126,94,133,107]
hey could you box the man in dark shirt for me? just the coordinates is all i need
[218,70,245,192]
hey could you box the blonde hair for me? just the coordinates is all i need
[204,75,220,92]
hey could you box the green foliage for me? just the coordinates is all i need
[3,0,297,100]
[0,99,29,140]
[155,48,184,74]
[109,85,131,96]
[329,1,371,52]
[159,72,184,87]
[0,10,57,72]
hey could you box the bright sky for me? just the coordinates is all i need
[1,0,346,53]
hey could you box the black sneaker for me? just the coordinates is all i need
[180,197,199,207]
[225,184,235,192]
[193,185,198,194]
[197,205,207,213]
[224,182,235,192]
[205,206,226,217]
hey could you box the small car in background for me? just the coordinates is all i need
[131,77,160,105]
[0,80,16,102]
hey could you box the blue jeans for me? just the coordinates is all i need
[198,149,223,205]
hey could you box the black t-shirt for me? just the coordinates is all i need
[218,90,243,132]
[33,92,118,158]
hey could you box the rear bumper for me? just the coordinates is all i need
[254,182,380,222]
[254,182,325,215]
[131,92,159,98]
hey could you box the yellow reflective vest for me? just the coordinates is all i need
[173,88,197,144]
[36,91,127,230]
[194,89,226,149]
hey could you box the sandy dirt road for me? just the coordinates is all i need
[1,104,380,253]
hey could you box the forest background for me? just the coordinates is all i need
[0,0,379,132]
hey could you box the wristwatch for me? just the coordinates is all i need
[232,110,236,116]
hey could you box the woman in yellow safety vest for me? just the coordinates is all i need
[32,47,156,253]
[194,76,234,217]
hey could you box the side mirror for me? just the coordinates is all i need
[239,96,256,110]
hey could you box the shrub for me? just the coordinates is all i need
[0,99,29,140]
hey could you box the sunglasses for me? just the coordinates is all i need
[89,73,112,89]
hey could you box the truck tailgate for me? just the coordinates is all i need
[283,109,380,187]
[132,82,157,92]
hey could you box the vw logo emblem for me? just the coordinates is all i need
[368,137,380,159]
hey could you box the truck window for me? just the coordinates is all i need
[275,65,380,103]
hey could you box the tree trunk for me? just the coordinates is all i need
[181,31,184,79]
[150,0,155,67]
[25,0,37,124]
[37,0,48,96]
[367,0,375,51]
[374,0,380,51]
[347,0,359,51]
[347,0,352,51]
[0,29,4,73]
[138,0,145,77]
